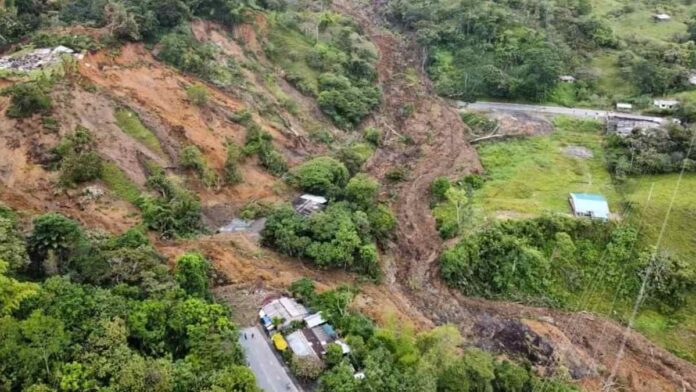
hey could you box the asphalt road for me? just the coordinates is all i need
[460,101,667,124]
[239,326,300,392]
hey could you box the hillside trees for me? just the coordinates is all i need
[0,205,255,391]
[263,166,393,277]
[439,215,694,313]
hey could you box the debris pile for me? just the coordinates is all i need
[0,46,80,72]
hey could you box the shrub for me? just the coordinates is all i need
[174,252,210,299]
[138,168,203,238]
[290,355,324,380]
[244,124,288,176]
[290,156,349,197]
[223,142,243,185]
[3,82,52,118]
[431,177,451,201]
[180,145,219,188]
[335,143,374,175]
[345,173,379,208]
[54,127,103,187]
[0,215,29,272]
[60,151,103,186]
[186,84,209,106]
[385,166,407,182]
[363,126,382,146]
[317,73,380,128]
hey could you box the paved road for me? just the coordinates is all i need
[239,326,300,392]
[459,101,667,124]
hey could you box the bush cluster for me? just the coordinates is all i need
[52,127,103,187]
[263,165,393,277]
[2,82,53,119]
[605,125,696,179]
[440,215,694,311]
[138,165,204,239]
[243,123,288,176]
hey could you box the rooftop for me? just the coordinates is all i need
[569,193,610,220]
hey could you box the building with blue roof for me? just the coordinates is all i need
[569,193,610,220]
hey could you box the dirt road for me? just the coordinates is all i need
[334,1,696,391]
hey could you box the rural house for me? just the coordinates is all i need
[569,193,610,220]
[615,103,632,112]
[293,194,328,216]
[652,13,671,22]
[653,99,679,110]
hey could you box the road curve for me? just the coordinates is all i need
[461,101,667,124]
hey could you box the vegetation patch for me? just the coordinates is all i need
[2,81,53,119]
[265,10,380,128]
[471,117,620,216]
[100,161,141,204]
[138,165,204,239]
[440,215,694,339]
[1,206,256,390]
[114,108,164,155]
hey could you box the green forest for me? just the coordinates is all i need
[0,206,258,391]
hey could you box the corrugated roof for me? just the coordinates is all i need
[304,312,326,328]
[569,193,610,220]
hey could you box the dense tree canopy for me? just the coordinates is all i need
[0,207,257,391]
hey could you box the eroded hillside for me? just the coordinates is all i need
[0,2,694,392]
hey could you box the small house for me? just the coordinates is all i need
[293,194,328,216]
[653,13,671,22]
[615,103,632,112]
[689,72,696,85]
[259,297,309,331]
[569,193,610,220]
[559,75,576,83]
[653,99,679,110]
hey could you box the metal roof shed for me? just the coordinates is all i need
[569,193,610,220]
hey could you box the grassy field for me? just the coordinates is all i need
[462,117,696,362]
[114,108,164,156]
[473,117,621,216]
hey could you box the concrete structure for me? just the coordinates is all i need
[607,118,661,136]
[653,13,671,21]
[569,193,610,220]
[293,194,328,216]
[0,46,80,72]
[259,297,309,331]
[654,99,679,110]
[559,75,576,83]
[239,326,300,392]
[616,103,632,112]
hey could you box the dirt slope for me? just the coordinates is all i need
[334,1,696,391]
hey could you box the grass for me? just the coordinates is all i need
[622,174,696,261]
[266,14,321,95]
[100,162,141,205]
[463,120,696,362]
[114,108,164,156]
[473,117,621,216]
